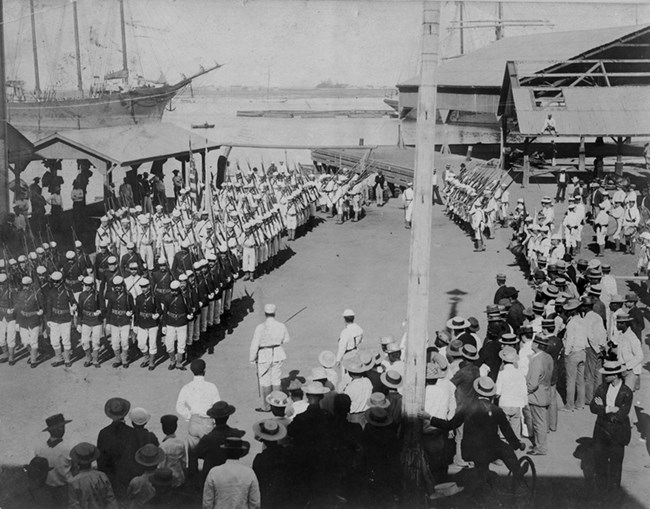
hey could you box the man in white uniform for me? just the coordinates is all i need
[402,182,414,229]
[336,308,364,365]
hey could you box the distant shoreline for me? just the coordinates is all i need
[184,87,395,100]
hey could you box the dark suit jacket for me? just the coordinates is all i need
[364,370,388,395]
[628,307,645,341]
[428,398,521,461]
[195,423,245,479]
[590,382,633,446]
[494,285,509,305]
[544,335,563,385]
[252,444,290,509]
[96,420,139,497]
[507,300,526,331]
[478,339,502,382]
[450,361,480,408]
[527,351,554,406]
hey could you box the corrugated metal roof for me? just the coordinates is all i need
[33,123,220,167]
[399,24,650,89]
[512,87,650,136]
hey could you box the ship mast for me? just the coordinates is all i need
[119,0,129,85]
[0,0,10,220]
[29,0,41,98]
[72,0,84,96]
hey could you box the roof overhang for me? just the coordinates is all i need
[33,123,221,174]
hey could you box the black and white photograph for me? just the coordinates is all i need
[0,0,649,507]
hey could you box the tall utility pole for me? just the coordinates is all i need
[401,0,440,502]
[119,0,129,84]
[0,0,10,220]
[458,1,464,55]
[72,0,84,96]
[29,0,41,96]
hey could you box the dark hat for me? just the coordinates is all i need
[220,437,251,453]
[42,413,72,432]
[576,258,588,268]
[467,316,479,332]
[625,292,638,302]
[473,376,496,397]
[543,285,559,299]
[135,444,165,467]
[532,301,545,314]
[533,335,550,346]
[502,286,519,299]
[364,407,393,427]
[541,318,555,329]
[533,269,546,280]
[70,442,100,464]
[104,397,131,420]
[150,468,174,488]
[518,325,533,335]
[24,457,52,480]
[499,333,519,345]
[172,170,179,175]
[461,344,479,361]
[206,401,236,419]
[160,414,178,427]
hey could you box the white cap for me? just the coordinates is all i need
[181,239,191,249]
[157,257,166,265]
[107,256,118,264]
[342,309,355,317]
[74,240,82,248]
[126,242,135,249]
[170,280,181,289]
[178,274,188,282]
[192,261,202,270]
[49,241,57,248]
[50,271,63,282]
[65,251,75,260]
[28,252,37,260]
[138,279,150,287]
[83,276,94,285]
[185,269,193,277]
[264,303,276,314]
[206,254,217,262]
[227,238,237,248]
[36,247,44,254]
[113,275,124,285]
[22,276,33,285]
[0,260,4,268]
[0,274,6,283]
[99,240,109,248]
[17,255,26,263]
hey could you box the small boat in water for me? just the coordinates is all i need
[191,122,215,129]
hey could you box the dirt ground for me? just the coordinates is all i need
[1,181,648,508]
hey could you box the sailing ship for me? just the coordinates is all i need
[5,0,221,131]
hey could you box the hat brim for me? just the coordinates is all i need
[135,450,165,467]
[599,366,624,375]
[498,351,519,363]
[252,423,288,442]
[42,418,72,432]
[446,319,469,330]
[461,352,479,361]
[207,404,236,419]
[473,379,496,397]
[104,399,131,420]
[380,372,403,389]
[364,410,394,427]
[70,448,100,464]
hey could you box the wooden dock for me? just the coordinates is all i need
[236,109,396,119]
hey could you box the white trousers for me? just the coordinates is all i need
[81,324,102,350]
[242,247,256,272]
[49,321,72,351]
[110,324,130,351]
[140,244,154,270]
[136,326,158,354]
[165,325,187,354]
[20,327,39,348]
[0,319,16,348]
[257,361,283,386]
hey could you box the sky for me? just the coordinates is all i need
[3,0,650,90]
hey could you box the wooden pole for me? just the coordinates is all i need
[29,0,41,96]
[401,1,440,503]
[119,0,129,84]
[0,0,9,221]
[72,0,84,97]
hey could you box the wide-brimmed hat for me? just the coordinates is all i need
[367,392,390,409]
[563,299,582,311]
[287,379,303,392]
[502,286,519,299]
[431,482,464,499]
[342,352,373,374]
[600,361,624,375]
[435,330,451,345]
[318,350,336,368]
[461,344,479,361]
[104,397,131,420]
[42,413,72,432]
[467,317,479,332]
[135,444,165,467]
[616,313,632,323]
[253,419,287,442]
[150,468,174,488]
[381,370,403,389]
[365,407,393,427]
[446,316,469,330]
[303,381,331,395]
[220,437,251,454]
[499,333,519,345]
[473,376,496,397]
[426,352,449,379]
[533,335,550,346]
[207,401,236,419]
[129,407,150,426]
[625,292,639,303]
[266,390,290,408]
[70,442,100,464]
[309,366,328,382]
[499,346,519,363]
[541,318,555,329]
[532,301,545,314]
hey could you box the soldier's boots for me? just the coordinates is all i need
[92,350,101,368]
[121,349,129,369]
[616,240,621,252]
[112,348,122,368]
[28,346,38,368]
[51,348,65,367]
[175,352,186,370]
[0,346,7,363]
[148,353,155,371]
[8,346,16,366]
[63,350,72,368]
[168,350,176,370]
[140,353,150,368]
[83,349,93,367]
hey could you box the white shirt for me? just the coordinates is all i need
[343,377,373,413]
[336,322,364,363]
[424,379,456,419]
[175,376,221,421]
[249,317,290,364]
[605,380,623,413]
[202,459,260,509]
[496,364,528,408]
[518,341,534,377]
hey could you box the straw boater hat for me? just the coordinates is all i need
[381,370,403,389]
[426,352,449,379]
[303,381,331,395]
[600,360,624,376]
[318,350,337,369]
[367,392,390,409]
[364,407,393,427]
[446,316,469,330]
[342,352,373,374]
[447,339,464,358]
[129,408,151,426]
[533,335,550,347]
[104,398,131,420]
[499,346,519,364]
[135,444,165,467]
[499,333,519,346]
[266,391,290,408]
[460,344,479,361]
[42,413,72,432]
[431,482,464,500]
[473,376,496,397]
[253,419,287,442]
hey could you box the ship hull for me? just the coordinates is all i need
[7,84,182,131]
